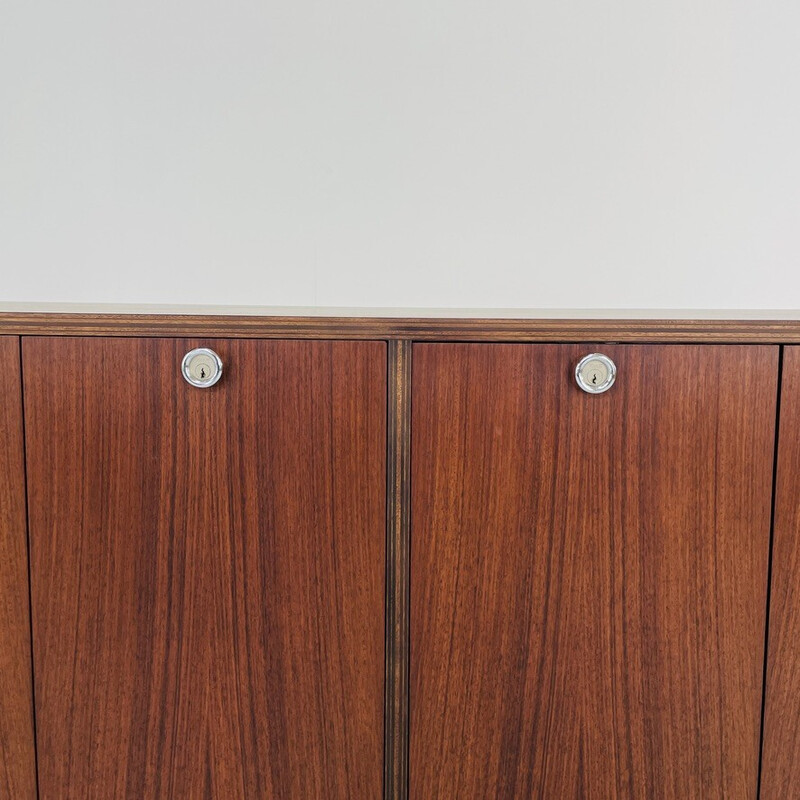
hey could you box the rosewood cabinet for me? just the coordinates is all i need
[0,337,37,798]
[22,337,386,798]
[0,314,800,799]
[410,344,777,798]
[762,347,800,798]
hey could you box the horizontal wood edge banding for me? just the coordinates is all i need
[2,313,800,342]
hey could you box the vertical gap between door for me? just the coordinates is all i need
[756,344,785,800]
[18,336,41,800]
[385,340,411,800]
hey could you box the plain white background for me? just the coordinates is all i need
[1,0,799,310]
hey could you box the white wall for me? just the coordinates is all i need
[1,0,799,310]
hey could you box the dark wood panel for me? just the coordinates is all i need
[761,347,800,798]
[2,311,800,342]
[0,337,37,799]
[411,343,777,798]
[385,341,411,800]
[24,337,386,799]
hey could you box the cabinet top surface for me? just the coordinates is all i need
[2,303,800,319]
[1,303,800,342]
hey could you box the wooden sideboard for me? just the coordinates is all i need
[2,313,800,798]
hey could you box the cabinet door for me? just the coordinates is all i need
[23,337,386,799]
[762,347,800,797]
[411,344,778,798]
[0,337,37,799]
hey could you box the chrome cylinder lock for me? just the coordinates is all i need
[575,353,616,394]
[181,348,223,388]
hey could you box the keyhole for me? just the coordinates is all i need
[576,353,615,394]
[182,349,222,388]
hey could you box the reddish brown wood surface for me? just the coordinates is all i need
[2,311,800,343]
[411,343,778,798]
[24,337,386,799]
[762,347,800,798]
[0,337,37,799]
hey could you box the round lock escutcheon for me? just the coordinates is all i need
[182,348,223,388]
[575,353,616,394]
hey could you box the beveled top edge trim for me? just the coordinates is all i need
[1,302,800,320]
[2,311,800,342]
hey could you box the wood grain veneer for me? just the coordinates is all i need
[23,337,386,799]
[2,312,800,342]
[411,343,778,798]
[761,347,800,798]
[0,337,37,799]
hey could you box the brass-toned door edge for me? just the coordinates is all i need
[385,341,411,800]
[4,312,800,342]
